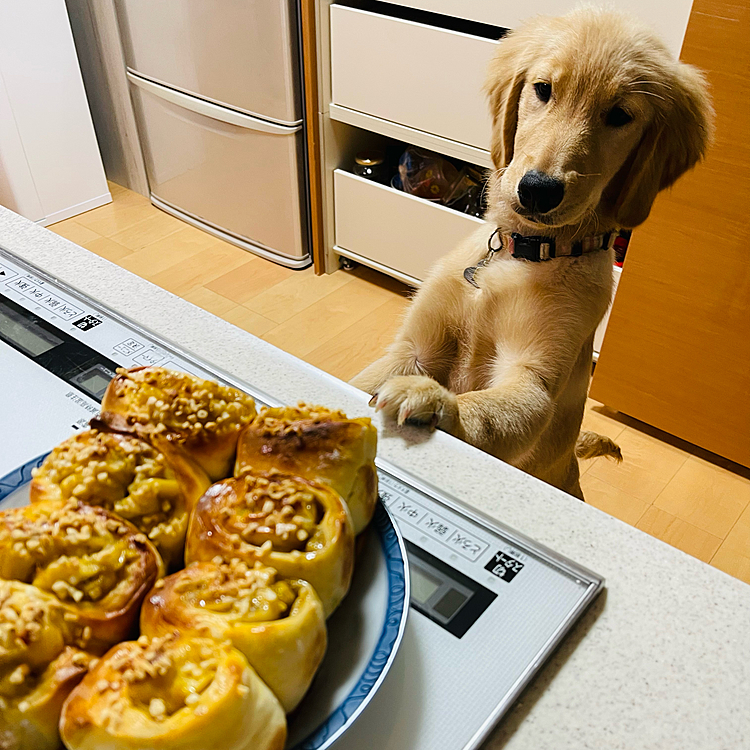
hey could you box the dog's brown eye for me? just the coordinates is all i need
[534,82,552,103]
[605,106,633,127]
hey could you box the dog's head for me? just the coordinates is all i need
[484,9,713,231]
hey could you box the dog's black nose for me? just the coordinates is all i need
[517,171,565,214]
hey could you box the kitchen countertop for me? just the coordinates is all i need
[2,205,748,749]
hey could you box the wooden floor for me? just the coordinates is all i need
[49,183,750,585]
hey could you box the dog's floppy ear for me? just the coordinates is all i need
[484,30,529,170]
[613,63,714,228]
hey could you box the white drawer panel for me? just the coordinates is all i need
[330,5,497,152]
[334,170,482,282]
[593,265,622,357]
[360,0,693,57]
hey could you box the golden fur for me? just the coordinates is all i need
[351,9,713,499]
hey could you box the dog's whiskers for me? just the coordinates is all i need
[632,89,668,101]
[570,206,599,240]
[627,79,668,88]
[590,208,600,234]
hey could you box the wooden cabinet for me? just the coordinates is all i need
[590,0,750,467]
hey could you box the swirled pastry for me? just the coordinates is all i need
[0,580,96,750]
[141,559,326,712]
[0,500,163,652]
[186,473,354,616]
[236,404,378,534]
[60,633,286,750]
[29,429,210,569]
[99,366,257,480]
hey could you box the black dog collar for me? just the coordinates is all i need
[463,229,617,288]
[508,230,617,261]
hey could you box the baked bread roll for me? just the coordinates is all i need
[0,580,96,750]
[0,500,163,652]
[30,429,210,569]
[236,404,378,534]
[141,559,326,712]
[99,366,257,480]
[185,473,354,616]
[60,633,286,750]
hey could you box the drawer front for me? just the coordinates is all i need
[355,0,693,58]
[334,170,482,281]
[330,6,497,151]
[130,76,307,260]
[116,0,300,124]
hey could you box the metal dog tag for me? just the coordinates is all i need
[463,229,504,288]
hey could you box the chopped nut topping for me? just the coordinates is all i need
[0,581,91,705]
[84,634,234,721]
[219,474,324,553]
[0,500,154,608]
[107,367,256,440]
[149,697,166,718]
[31,429,188,563]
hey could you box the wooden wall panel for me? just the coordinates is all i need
[590,0,750,467]
[301,0,326,273]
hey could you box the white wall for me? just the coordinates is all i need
[0,0,110,225]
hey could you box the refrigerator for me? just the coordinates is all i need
[115,0,310,268]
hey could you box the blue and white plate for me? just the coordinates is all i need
[0,456,410,750]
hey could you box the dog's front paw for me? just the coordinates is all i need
[370,375,457,430]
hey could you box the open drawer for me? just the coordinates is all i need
[330,5,498,153]
[333,170,483,283]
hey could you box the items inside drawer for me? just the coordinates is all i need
[345,138,490,220]
[333,131,486,282]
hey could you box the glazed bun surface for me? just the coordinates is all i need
[31,429,210,569]
[60,633,286,750]
[0,580,96,750]
[237,404,378,534]
[0,500,164,652]
[141,559,326,711]
[100,367,256,480]
[186,472,354,616]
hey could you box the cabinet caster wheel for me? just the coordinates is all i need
[340,257,358,271]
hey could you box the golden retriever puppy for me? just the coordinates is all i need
[351,8,713,499]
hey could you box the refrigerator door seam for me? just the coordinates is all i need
[127,70,302,134]
[151,194,311,269]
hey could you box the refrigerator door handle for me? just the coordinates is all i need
[126,70,302,135]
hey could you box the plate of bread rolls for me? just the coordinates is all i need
[0,367,409,750]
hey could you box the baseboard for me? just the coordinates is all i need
[38,192,112,226]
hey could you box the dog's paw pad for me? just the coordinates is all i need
[372,375,456,430]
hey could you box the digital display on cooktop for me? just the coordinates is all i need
[73,368,112,400]
[0,300,63,357]
[410,566,443,605]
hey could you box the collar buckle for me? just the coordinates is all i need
[509,233,549,262]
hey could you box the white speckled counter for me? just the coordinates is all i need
[2,205,748,749]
